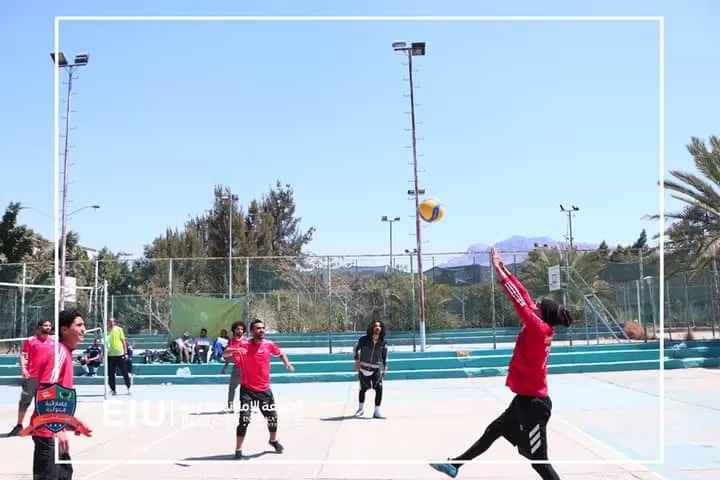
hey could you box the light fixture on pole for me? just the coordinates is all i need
[393,39,428,351]
[381,216,400,270]
[221,191,239,298]
[559,204,579,250]
[559,204,579,313]
[51,51,89,311]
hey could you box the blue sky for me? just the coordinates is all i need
[1,1,718,261]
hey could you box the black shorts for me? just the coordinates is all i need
[492,394,553,460]
[19,378,38,410]
[238,386,277,419]
[358,370,383,390]
[33,436,73,480]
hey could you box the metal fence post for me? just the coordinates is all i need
[327,256,333,354]
[245,257,251,331]
[489,250,497,350]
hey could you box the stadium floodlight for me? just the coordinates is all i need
[381,216,401,269]
[393,39,428,350]
[50,50,90,310]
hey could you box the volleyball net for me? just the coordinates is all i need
[0,279,110,350]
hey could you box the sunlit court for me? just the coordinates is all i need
[0,367,718,479]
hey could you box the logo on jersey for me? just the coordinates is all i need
[20,384,92,436]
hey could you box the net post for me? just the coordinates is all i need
[93,258,99,329]
[20,262,27,338]
[327,256,333,355]
[103,280,109,401]
[245,257,250,331]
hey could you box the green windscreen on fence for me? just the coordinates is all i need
[169,294,245,339]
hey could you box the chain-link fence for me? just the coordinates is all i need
[0,260,97,343]
[1,248,718,339]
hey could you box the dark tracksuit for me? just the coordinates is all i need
[353,335,388,407]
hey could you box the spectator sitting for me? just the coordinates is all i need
[193,328,212,363]
[173,333,192,363]
[212,329,229,361]
[80,337,103,376]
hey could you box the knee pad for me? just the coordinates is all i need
[265,410,278,432]
[236,420,249,437]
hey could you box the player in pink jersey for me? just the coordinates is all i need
[223,318,294,459]
[29,309,86,480]
[7,319,54,437]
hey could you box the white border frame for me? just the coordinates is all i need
[53,14,665,467]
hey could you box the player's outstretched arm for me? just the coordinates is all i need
[490,247,537,324]
[490,247,534,308]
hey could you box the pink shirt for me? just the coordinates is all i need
[227,336,248,368]
[21,335,55,379]
[237,339,282,392]
[30,342,75,438]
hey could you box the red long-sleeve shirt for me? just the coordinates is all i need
[499,268,554,398]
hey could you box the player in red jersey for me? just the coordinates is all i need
[7,319,55,437]
[430,247,573,479]
[221,320,246,412]
[29,309,86,480]
[223,318,294,459]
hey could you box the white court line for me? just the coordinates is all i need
[554,416,669,480]
[77,423,193,479]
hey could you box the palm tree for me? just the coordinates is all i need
[518,247,612,315]
[661,136,720,276]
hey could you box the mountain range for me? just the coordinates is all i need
[436,236,600,268]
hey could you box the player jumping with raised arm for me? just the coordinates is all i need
[430,247,573,480]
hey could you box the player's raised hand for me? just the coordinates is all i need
[490,247,503,269]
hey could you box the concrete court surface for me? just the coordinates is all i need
[0,368,718,480]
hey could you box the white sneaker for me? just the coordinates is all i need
[354,405,364,417]
[373,408,385,419]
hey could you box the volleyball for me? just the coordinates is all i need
[418,198,444,223]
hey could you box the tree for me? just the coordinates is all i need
[660,135,720,275]
[661,205,712,278]
[518,247,612,317]
[0,202,38,282]
[129,183,316,333]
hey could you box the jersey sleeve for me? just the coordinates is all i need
[500,274,546,331]
[21,339,30,355]
[270,341,282,356]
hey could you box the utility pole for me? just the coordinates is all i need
[393,40,428,351]
[405,248,418,352]
[560,205,579,308]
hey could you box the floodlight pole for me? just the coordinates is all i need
[221,192,239,298]
[393,40,428,351]
[51,52,89,311]
[381,216,401,269]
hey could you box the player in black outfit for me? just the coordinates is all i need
[353,319,389,418]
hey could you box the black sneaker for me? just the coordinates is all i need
[7,424,22,437]
[269,440,284,453]
[234,449,243,460]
